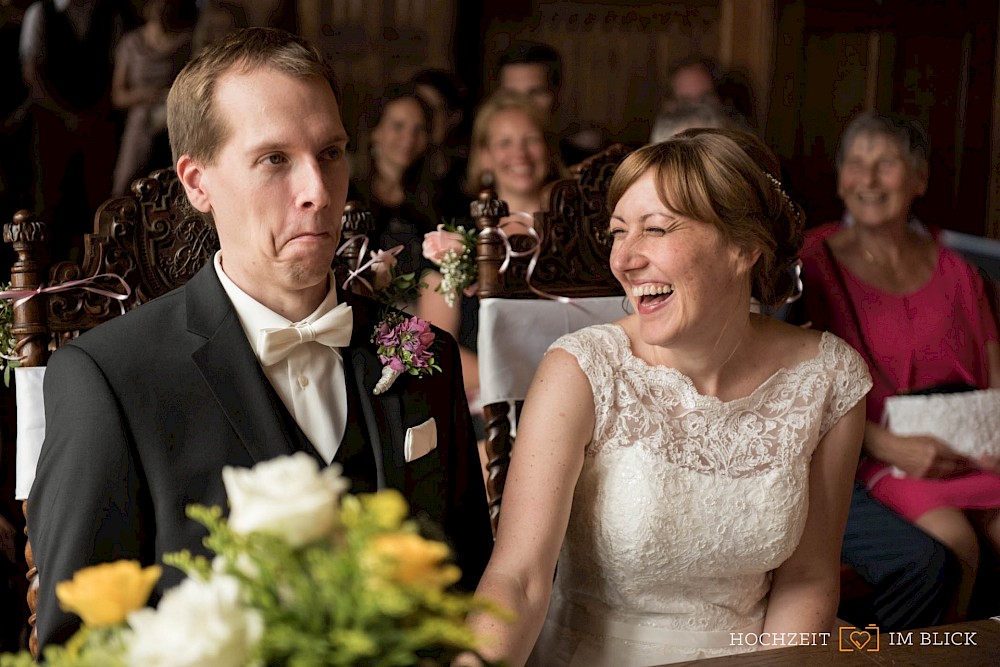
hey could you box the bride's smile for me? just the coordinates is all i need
[609,170,757,358]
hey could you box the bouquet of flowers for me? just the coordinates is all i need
[421,224,478,308]
[1,454,502,667]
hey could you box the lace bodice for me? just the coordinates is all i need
[529,325,871,666]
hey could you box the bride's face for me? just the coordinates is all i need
[609,170,754,350]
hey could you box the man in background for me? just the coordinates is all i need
[493,39,605,165]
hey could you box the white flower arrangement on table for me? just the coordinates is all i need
[421,224,479,309]
[0,453,504,667]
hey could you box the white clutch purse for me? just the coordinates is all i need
[883,388,1000,459]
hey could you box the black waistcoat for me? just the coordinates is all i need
[265,349,379,493]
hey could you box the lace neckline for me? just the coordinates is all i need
[607,324,833,408]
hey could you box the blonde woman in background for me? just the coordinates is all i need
[420,90,568,406]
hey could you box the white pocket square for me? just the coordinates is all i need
[404,418,437,462]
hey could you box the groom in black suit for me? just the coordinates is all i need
[28,28,493,650]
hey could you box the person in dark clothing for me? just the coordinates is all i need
[19,0,129,260]
[350,82,439,279]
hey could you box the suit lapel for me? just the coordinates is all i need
[343,291,406,490]
[186,265,299,463]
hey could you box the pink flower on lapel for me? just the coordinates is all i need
[370,312,442,395]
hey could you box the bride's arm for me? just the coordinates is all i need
[762,399,865,638]
[463,349,594,667]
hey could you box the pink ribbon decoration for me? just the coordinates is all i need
[496,211,574,304]
[0,273,132,312]
[335,235,404,293]
[786,259,803,305]
[0,273,132,360]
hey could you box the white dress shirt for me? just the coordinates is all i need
[214,252,347,463]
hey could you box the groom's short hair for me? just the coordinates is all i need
[168,27,341,168]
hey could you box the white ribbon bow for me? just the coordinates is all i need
[257,303,353,366]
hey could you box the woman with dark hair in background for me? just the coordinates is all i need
[349,82,437,279]
[412,68,470,220]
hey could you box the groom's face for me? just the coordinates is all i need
[179,66,350,304]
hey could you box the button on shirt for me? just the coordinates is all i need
[214,252,347,463]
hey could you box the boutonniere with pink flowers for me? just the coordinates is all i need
[371,312,442,395]
[422,223,478,308]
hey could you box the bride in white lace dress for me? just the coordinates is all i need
[465,130,872,667]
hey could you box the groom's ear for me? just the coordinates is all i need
[176,155,212,213]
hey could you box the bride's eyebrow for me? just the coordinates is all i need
[640,212,680,224]
[610,211,678,224]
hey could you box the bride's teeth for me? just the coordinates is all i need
[631,284,674,297]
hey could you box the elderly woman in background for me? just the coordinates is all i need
[419,90,568,397]
[460,129,870,666]
[799,111,1000,620]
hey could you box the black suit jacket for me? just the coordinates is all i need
[28,264,493,648]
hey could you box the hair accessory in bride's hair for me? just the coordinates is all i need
[763,171,802,226]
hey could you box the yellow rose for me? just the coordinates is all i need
[369,533,461,590]
[361,489,409,531]
[56,560,161,627]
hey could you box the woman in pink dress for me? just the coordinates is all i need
[800,111,1000,619]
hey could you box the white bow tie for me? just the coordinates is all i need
[257,302,353,366]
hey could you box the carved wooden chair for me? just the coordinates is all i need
[472,144,631,535]
[4,168,372,656]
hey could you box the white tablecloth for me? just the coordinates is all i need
[15,366,46,500]
[477,296,630,405]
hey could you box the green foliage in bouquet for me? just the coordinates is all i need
[0,282,21,387]
[375,270,427,309]
[1,454,507,667]
[173,493,495,666]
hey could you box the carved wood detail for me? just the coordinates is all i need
[45,169,219,340]
[478,144,630,301]
[482,402,511,537]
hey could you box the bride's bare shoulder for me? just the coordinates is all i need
[753,315,826,365]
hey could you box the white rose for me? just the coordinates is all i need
[223,452,350,547]
[126,575,263,667]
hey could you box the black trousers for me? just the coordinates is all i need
[839,480,961,631]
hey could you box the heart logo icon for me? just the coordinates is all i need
[849,630,871,650]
